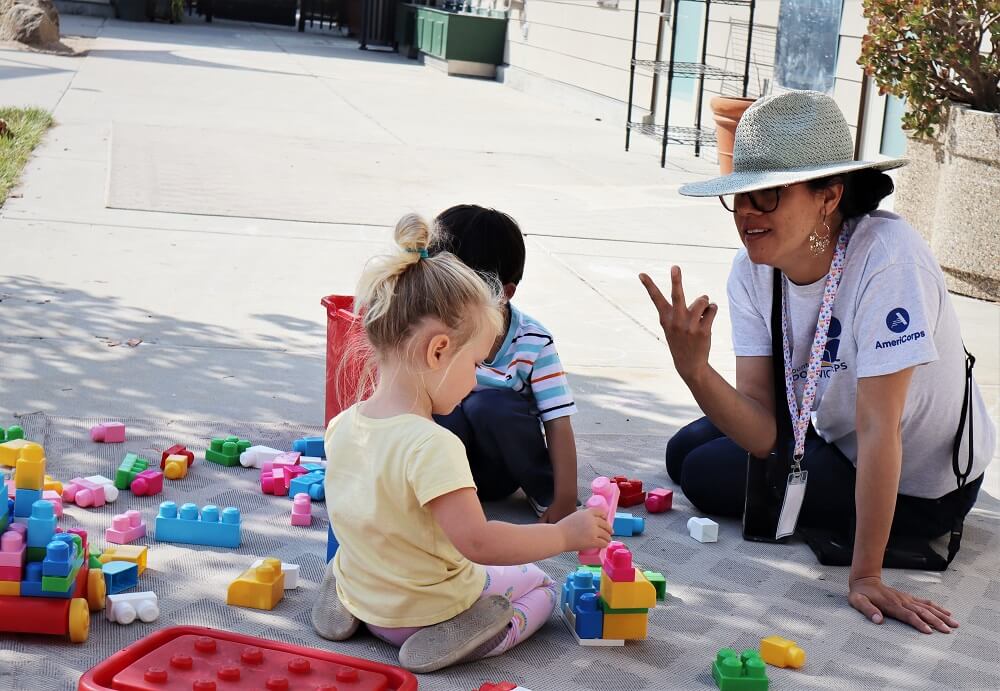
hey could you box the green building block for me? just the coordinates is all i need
[644,570,667,601]
[597,595,649,615]
[27,546,47,562]
[580,565,602,576]
[115,453,150,489]
[89,546,103,569]
[1,425,24,442]
[712,649,768,691]
[205,436,251,467]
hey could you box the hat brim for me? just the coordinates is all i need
[678,157,908,197]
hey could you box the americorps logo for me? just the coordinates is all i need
[887,308,910,334]
[792,318,850,381]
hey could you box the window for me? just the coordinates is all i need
[880,94,907,157]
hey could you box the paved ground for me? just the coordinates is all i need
[1,16,998,690]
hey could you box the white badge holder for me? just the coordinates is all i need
[775,462,808,540]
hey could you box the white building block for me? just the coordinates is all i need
[106,591,160,624]
[84,475,119,502]
[239,446,285,468]
[687,517,719,543]
[251,559,300,589]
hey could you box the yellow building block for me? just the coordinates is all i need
[44,475,63,494]
[599,568,656,610]
[227,557,284,611]
[760,635,805,669]
[14,452,46,491]
[603,611,648,640]
[100,544,148,575]
[163,455,189,480]
[0,580,20,596]
[0,440,43,468]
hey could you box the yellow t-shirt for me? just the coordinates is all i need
[323,406,486,628]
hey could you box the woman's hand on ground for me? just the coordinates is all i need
[639,266,718,382]
[848,576,959,634]
[539,497,577,524]
[557,507,612,552]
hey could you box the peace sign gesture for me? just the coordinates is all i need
[639,266,718,382]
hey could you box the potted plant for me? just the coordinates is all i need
[859,0,1000,301]
[710,96,757,175]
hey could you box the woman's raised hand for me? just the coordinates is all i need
[639,266,718,382]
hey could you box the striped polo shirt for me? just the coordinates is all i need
[476,304,577,422]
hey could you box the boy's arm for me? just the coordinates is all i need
[540,416,578,524]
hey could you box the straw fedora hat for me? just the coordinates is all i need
[679,90,907,197]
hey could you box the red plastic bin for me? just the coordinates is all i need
[321,295,373,426]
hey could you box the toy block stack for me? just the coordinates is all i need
[227,557,284,610]
[578,477,619,566]
[161,444,195,480]
[260,453,306,496]
[10,443,47,522]
[205,436,252,467]
[154,501,241,548]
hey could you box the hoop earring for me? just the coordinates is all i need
[809,220,832,256]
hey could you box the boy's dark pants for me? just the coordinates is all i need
[435,388,553,505]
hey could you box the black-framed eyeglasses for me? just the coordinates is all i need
[719,184,789,213]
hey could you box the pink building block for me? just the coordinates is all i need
[578,477,620,565]
[43,489,63,517]
[62,477,107,508]
[130,469,164,496]
[261,464,308,496]
[273,451,301,467]
[578,495,609,565]
[90,422,126,443]
[645,487,673,513]
[291,493,312,527]
[602,544,635,582]
[106,510,147,545]
[0,565,21,580]
[0,527,26,568]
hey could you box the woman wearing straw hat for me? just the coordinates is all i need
[640,91,995,634]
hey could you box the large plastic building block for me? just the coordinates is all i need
[572,592,604,639]
[0,590,90,642]
[42,489,63,517]
[161,444,195,469]
[14,487,42,517]
[106,591,159,624]
[0,439,43,467]
[645,487,673,513]
[644,570,667,601]
[327,524,339,562]
[78,626,419,691]
[0,525,26,568]
[43,537,75,578]
[261,464,309,496]
[26,500,57,548]
[0,580,19,595]
[106,510,147,545]
[155,501,242,548]
[44,475,63,493]
[84,475,119,502]
[579,476,620,565]
[227,557,285,610]
[90,422,126,443]
[100,544,148,575]
[288,470,325,501]
[0,564,21,580]
[63,477,107,508]
[239,445,283,468]
[14,447,45,490]
[561,569,598,611]
[251,558,300,590]
[291,493,312,526]
[760,635,805,669]
[602,609,649,640]
[612,512,645,537]
[130,469,164,496]
[602,545,636,583]
[561,603,624,647]
[292,436,325,458]
[22,560,71,598]
[712,649,769,691]
[0,425,24,442]
[103,561,139,594]
[600,568,655,610]
[612,476,646,508]
[205,436,251,467]
[689,517,719,543]
[162,455,189,480]
[115,454,150,490]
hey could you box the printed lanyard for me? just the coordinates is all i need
[781,228,850,472]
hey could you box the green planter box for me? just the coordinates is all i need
[413,6,507,77]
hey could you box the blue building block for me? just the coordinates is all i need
[301,463,325,473]
[292,437,325,458]
[102,560,139,594]
[327,524,338,562]
[561,569,598,610]
[26,500,57,548]
[21,561,74,599]
[154,501,241,548]
[574,593,604,639]
[13,488,41,518]
[288,472,325,502]
[612,512,645,537]
[0,498,10,533]
[42,536,76,577]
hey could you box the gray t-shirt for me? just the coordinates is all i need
[727,210,995,499]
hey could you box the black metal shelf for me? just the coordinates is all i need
[632,59,745,80]
[627,122,718,147]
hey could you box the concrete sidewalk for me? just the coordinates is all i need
[1,16,998,690]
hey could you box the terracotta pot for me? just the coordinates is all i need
[710,96,756,175]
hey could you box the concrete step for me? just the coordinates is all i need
[55,0,115,18]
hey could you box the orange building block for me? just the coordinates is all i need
[0,580,20,596]
[99,544,148,576]
[599,568,656,610]
[14,448,46,490]
[227,557,284,610]
[602,611,648,640]
[760,635,805,669]
[163,455,189,480]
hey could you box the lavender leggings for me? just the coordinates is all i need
[367,564,558,656]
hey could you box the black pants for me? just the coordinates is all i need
[435,388,553,505]
[666,416,982,540]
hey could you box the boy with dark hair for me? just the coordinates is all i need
[431,204,579,523]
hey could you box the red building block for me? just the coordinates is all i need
[130,469,164,497]
[612,476,646,508]
[645,487,673,513]
[602,545,636,582]
[78,626,418,691]
[160,445,195,469]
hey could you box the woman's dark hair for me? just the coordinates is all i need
[808,168,894,219]
[432,204,526,286]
